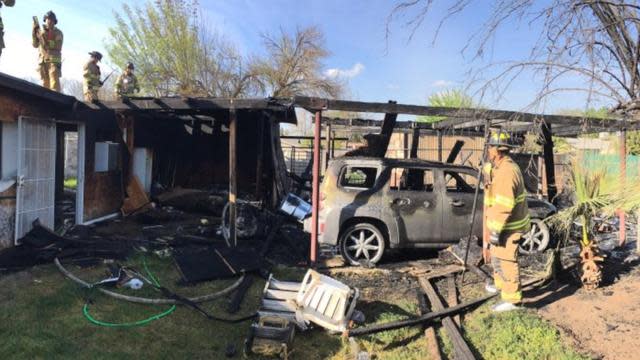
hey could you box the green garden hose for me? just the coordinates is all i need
[82,257,176,327]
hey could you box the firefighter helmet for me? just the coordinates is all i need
[487,130,517,150]
[89,51,103,61]
[44,11,58,25]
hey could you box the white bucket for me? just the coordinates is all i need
[279,193,311,220]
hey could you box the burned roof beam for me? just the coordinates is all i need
[294,96,629,128]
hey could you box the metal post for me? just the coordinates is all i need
[228,107,237,247]
[437,130,443,162]
[310,110,322,264]
[619,129,627,246]
[324,123,331,169]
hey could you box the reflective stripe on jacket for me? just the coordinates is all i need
[485,156,530,234]
[32,27,63,64]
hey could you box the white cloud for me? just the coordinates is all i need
[431,80,455,88]
[324,62,365,79]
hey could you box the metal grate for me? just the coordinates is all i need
[15,117,56,243]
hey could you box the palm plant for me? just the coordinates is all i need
[548,154,640,288]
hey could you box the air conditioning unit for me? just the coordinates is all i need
[94,142,119,172]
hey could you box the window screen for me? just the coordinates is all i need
[389,168,434,192]
[340,166,377,189]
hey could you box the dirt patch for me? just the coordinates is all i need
[538,266,640,359]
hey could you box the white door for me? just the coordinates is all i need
[15,116,57,243]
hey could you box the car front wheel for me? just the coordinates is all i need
[339,223,386,266]
[519,218,551,254]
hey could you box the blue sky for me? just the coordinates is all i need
[0,0,597,113]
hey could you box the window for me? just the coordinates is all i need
[340,166,377,189]
[389,168,434,192]
[444,171,477,193]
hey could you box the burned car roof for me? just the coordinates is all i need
[330,156,478,172]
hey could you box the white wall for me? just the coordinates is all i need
[1,122,17,179]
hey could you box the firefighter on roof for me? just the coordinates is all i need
[32,10,63,92]
[83,51,102,102]
[115,62,140,99]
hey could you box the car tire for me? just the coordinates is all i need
[339,222,386,266]
[519,218,550,254]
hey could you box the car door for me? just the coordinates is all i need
[387,166,442,243]
[441,168,483,242]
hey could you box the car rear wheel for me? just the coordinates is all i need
[519,218,550,254]
[339,223,386,266]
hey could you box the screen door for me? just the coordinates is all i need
[15,116,56,243]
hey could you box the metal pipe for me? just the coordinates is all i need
[461,120,491,282]
[310,110,322,264]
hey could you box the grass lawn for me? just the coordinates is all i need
[0,256,588,359]
[64,178,77,189]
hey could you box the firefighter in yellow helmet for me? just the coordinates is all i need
[32,10,63,92]
[83,51,102,102]
[0,0,16,60]
[115,62,140,99]
[483,130,530,312]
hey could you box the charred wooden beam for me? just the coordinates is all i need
[410,126,420,159]
[417,292,443,360]
[541,123,557,205]
[229,107,238,247]
[446,141,465,163]
[375,101,398,157]
[419,278,475,360]
[296,96,632,129]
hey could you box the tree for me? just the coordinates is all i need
[105,0,256,98]
[387,1,640,115]
[417,89,475,123]
[61,78,84,100]
[251,26,343,98]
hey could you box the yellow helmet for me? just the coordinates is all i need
[487,130,516,150]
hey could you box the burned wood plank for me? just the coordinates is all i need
[375,101,398,158]
[541,124,557,204]
[446,275,461,327]
[296,96,633,129]
[228,108,238,247]
[410,127,420,159]
[255,118,265,199]
[417,292,443,360]
[419,278,475,360]
[446,140,465,163]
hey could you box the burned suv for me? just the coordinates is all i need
[305,158,555,266]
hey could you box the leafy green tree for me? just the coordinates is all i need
[106,0,256,97]
[417,89,475,123]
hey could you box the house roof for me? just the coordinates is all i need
[0,72,78,107]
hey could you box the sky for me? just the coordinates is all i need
[0,0,599,114]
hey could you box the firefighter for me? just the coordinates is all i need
[0,0,16,60]
[32,10,63,92]
[115,62,140,99]
[83,51,102,102]
[483,130,530,312]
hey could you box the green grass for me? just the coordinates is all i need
[0,259,586,360]
[64,178,77,189]
[465,306,589,360]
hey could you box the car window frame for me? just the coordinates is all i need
[387,165,437,193]
[443,168,482,194]
[337,164,381,191]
